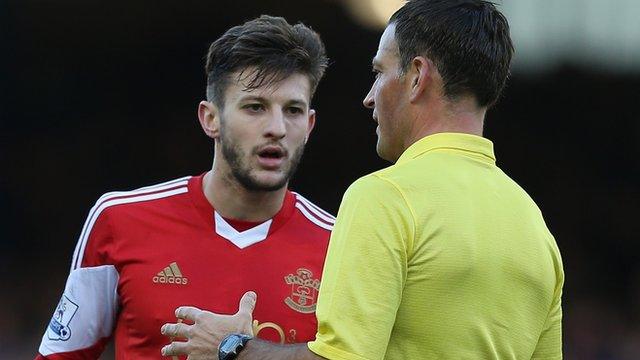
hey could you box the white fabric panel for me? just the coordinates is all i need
[214,211,272,249]
[39,265,119,356]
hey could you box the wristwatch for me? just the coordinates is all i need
[218,333,253,360]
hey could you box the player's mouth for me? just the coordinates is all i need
[256,145,287,169]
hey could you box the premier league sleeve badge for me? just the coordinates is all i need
[47,295,79,341]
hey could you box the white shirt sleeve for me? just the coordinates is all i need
[38,265,119,357]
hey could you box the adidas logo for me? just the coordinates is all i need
[153,262,188,285]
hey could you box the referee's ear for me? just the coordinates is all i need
[198,100,221,140]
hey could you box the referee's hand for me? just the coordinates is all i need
[160,291,257,359]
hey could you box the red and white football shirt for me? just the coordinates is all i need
[36,173,333,359]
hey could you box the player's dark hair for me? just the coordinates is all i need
[390,0,514,107]
[205,15,328,107]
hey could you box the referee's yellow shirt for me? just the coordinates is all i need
[308,133,564,360]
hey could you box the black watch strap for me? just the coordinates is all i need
[218,333,253,360]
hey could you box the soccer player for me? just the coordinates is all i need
[36,15,332,359]
[160,1,564,359]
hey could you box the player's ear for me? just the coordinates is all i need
[305,109,316,144]
[198,100,221,139]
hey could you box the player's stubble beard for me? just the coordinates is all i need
[219,123,305,192]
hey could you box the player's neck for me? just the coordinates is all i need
[202,170,287,222]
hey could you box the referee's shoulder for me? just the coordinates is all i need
[345,168,402,197]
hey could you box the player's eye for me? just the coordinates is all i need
[286,107,304,115]
[244,103,265,113]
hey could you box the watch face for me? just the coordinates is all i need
[219,334,251,360]
[220,335,242,353]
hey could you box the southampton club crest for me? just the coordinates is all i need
[284,268,320,314]
[47,295,79,341]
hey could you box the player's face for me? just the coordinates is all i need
[217,72,315,192]
[363,24,411,163]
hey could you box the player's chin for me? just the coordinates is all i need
[250,169,290,191]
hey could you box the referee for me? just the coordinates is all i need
[162,1,564,359]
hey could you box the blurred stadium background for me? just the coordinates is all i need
[2,0,639,358]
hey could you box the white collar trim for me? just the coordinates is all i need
[214,211,272,249]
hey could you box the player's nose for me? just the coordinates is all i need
[264,110,286,139]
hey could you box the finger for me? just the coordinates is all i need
[161,341,189,356]
[175,306,202,321]
[161,322,191,338]
[237,291,257,315]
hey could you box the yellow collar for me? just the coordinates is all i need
[396,132,496,165]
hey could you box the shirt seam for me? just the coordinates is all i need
[371,174,417,260]
[308,339,373,360]
[402,146,495,164]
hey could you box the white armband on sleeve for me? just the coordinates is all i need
[39,265,119,356]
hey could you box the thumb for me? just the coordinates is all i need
[237,291,257,315]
